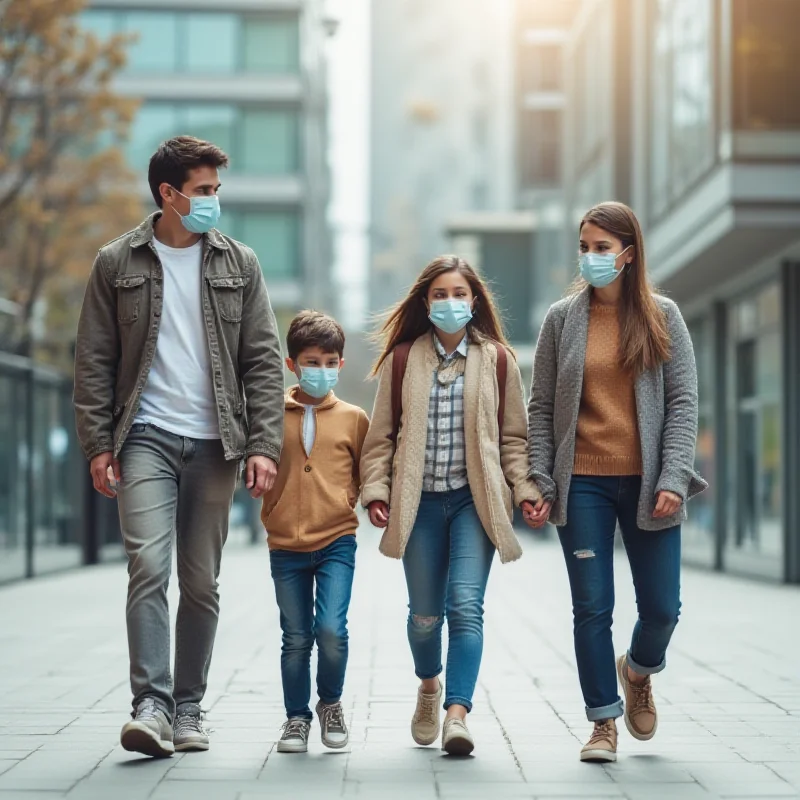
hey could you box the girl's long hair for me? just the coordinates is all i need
[571,201,670,374]
[371,254,510,376]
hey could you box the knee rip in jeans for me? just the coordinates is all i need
[411,615,440,630]
[573,549,595,559]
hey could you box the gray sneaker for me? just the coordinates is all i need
[174,705,210,752]
[277,718,312,753]
[316,701,349,749]
[121,698,174,758]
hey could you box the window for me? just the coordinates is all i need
[126,106,180,172]
[684,318,716,566]
[219,210,301,279]
[185,13,238,74]
[520,109,561,188]
[242,109,300,174]
[649,0,715,218]
[520,44,562,94]
[124,104,300,175]
[243,17,300,73]
[79,10,300,74]
[733,0,800,129]
[727,283,783,579]
[122,12,180,73]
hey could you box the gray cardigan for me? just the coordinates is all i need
[527,287,708,530]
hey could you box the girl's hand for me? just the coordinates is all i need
[368,501,390,528]
[522,499,551,529]
[653,490,682,519]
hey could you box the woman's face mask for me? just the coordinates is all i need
[579,245,632,288]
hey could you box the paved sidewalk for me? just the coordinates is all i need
[1,528,799,800]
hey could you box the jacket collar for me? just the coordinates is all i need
[129,212,230,251]
[285,385,339,411]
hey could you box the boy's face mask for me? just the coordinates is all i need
[298,367,340,399]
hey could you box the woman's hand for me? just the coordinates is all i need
[522,499,551,529]
[368,501,390,528]
[653,490,682,519]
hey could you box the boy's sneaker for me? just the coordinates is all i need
[316,701,349,749]
[617,654,658,740]
[173,704,209,752]
[277,718,312,753]
[580,719,618,763]
[411,678,442,746]
[120,698,174,758]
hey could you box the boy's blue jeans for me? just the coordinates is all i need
[558,476,681,721]
[269,535,357,720]
[402,486,495,712]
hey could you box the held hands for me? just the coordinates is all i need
[522,498,551,529]
[90,452,121,498]
[653,490,682,519]
[246,456,278,499]
[368,500,390,529]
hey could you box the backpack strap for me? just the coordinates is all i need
[389,341,412,443]
[495,344,508,439]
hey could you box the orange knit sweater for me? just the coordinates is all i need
[573,302,643,476]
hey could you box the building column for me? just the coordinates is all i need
[781,261,800,584]
[711,301,727,573]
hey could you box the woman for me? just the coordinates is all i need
[526,202,707,763]
[360,255,543,756]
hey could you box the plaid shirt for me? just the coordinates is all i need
[422,335,469,492]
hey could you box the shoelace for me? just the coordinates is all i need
[282,719,309,740]
[414,692,438,723]
[321,704,345,732]
[629,679,654,714]
[589,721,615,745]
[174,713,206,738]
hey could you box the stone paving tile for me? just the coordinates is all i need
[0,534,799,800]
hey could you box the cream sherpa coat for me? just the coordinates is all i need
[360,332,541,564]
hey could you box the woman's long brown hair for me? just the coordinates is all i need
[571,201,670,374]
[371,255,510,376]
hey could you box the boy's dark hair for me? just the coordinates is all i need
[287,310,346,361]
[148,136,229,208]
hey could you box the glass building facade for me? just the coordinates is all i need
[80,2,331,304]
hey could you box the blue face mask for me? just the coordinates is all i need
[579,246,631,288]
[171,188,221,234]
[429,299,473,335]
[299,366,339,399]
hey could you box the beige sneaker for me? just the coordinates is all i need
[411,679,442,746]
[442,717,474,756]
[617,654,658,740]
[580,719,617,763]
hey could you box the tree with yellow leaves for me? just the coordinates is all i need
[0,0,143,364]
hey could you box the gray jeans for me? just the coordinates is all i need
[117,424,239,719]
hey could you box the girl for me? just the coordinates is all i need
[526,201,707,762]
[360,255,543,756]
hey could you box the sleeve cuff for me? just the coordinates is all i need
[245,442,281,464]
[513,479,542,507]
[361,484,391,509]
[528,470,557,503]
[84,441,114,461]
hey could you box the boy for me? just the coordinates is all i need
[262,310,370,753]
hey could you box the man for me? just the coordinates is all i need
[74,136,284,757]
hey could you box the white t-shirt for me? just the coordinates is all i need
[134,238,221,439]
[302,405,316,455]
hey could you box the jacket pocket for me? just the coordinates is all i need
[115,274,147,323]
[208,275,245,323]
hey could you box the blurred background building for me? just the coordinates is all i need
[3,0,800,585]
[81,0,333,329]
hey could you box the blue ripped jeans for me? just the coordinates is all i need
[558,476,681,721]
[402,486,495,712]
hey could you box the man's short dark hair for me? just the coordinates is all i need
[148,136,230,208]
[287,310,346,361]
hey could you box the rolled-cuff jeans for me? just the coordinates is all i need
[557,475,681,722]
